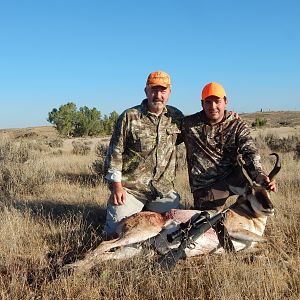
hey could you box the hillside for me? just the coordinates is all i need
[1,111,300,140]
[0,125,59,140]
[240,111,300,127]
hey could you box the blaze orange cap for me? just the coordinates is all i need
[202,82,226,100]
[146,71,171,88]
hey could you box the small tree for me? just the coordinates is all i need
[102,111,119,135]
[108,111,119,133]
[74,106,102,137]
[48,102,77,136]
[48,103,118,137]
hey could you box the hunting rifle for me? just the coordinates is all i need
[157,208,235,271]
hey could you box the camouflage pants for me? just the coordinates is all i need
[193,167,246,212]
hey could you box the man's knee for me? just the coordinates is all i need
[103,202,119,238]
[103,191,145,237]
[193,188,229,211]
[146,191,181,213]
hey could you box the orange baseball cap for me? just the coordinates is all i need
[201,82,226,100]
[146,71,171,88]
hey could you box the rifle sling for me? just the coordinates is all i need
[212,216,236,253]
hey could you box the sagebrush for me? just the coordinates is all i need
[0,133,299,300]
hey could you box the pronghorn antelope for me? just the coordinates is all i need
[65,153,280,274]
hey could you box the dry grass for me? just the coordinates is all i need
[0,120,300,299]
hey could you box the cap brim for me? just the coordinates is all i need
[202,93,226,100]
[147,83,170,88]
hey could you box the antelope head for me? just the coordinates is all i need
[237,153,281,217]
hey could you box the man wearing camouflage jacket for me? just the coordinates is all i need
[104,71,183,236]
[181,82,276,212]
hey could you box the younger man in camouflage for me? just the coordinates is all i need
[104,71,183,236]
[181,82,276,212]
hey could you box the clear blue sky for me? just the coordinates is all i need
[0,0,299,129]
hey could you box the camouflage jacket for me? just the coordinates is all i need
[104,99,184,200]
[181,110,264,192]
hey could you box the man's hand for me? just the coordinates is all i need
[256,174,277,192]
[112,182,126,205]
[229,111,240,120]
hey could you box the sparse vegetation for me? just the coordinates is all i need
[0,139,55,197]
[0,118,299,299]
[45,138,64,148]
[264,134,300,152]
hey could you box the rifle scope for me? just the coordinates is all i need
[167,211,210,243]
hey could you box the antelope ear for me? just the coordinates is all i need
[229,185,247,196]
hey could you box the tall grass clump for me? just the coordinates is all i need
[45,138,64,148]
[0,139,55,197]
[72,140,92,155]
[91,142,108,179]
[254,134,269,151]
[294,142,300,160]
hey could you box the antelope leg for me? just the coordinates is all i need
[66,245,143,274]
[229,229,267,242]
[64,227,161,273]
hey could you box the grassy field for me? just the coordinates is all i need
[0,112,300,299]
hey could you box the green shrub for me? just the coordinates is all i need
[252,117,267,127]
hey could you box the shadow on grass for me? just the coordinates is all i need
[3,198,108,281]
[10,198,106,226]
[56,172,103,187]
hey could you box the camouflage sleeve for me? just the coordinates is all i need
[236,121,265,180]
[104,112,127,179]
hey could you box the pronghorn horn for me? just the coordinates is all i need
[237,155,253,186]
[268,153,281,180]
